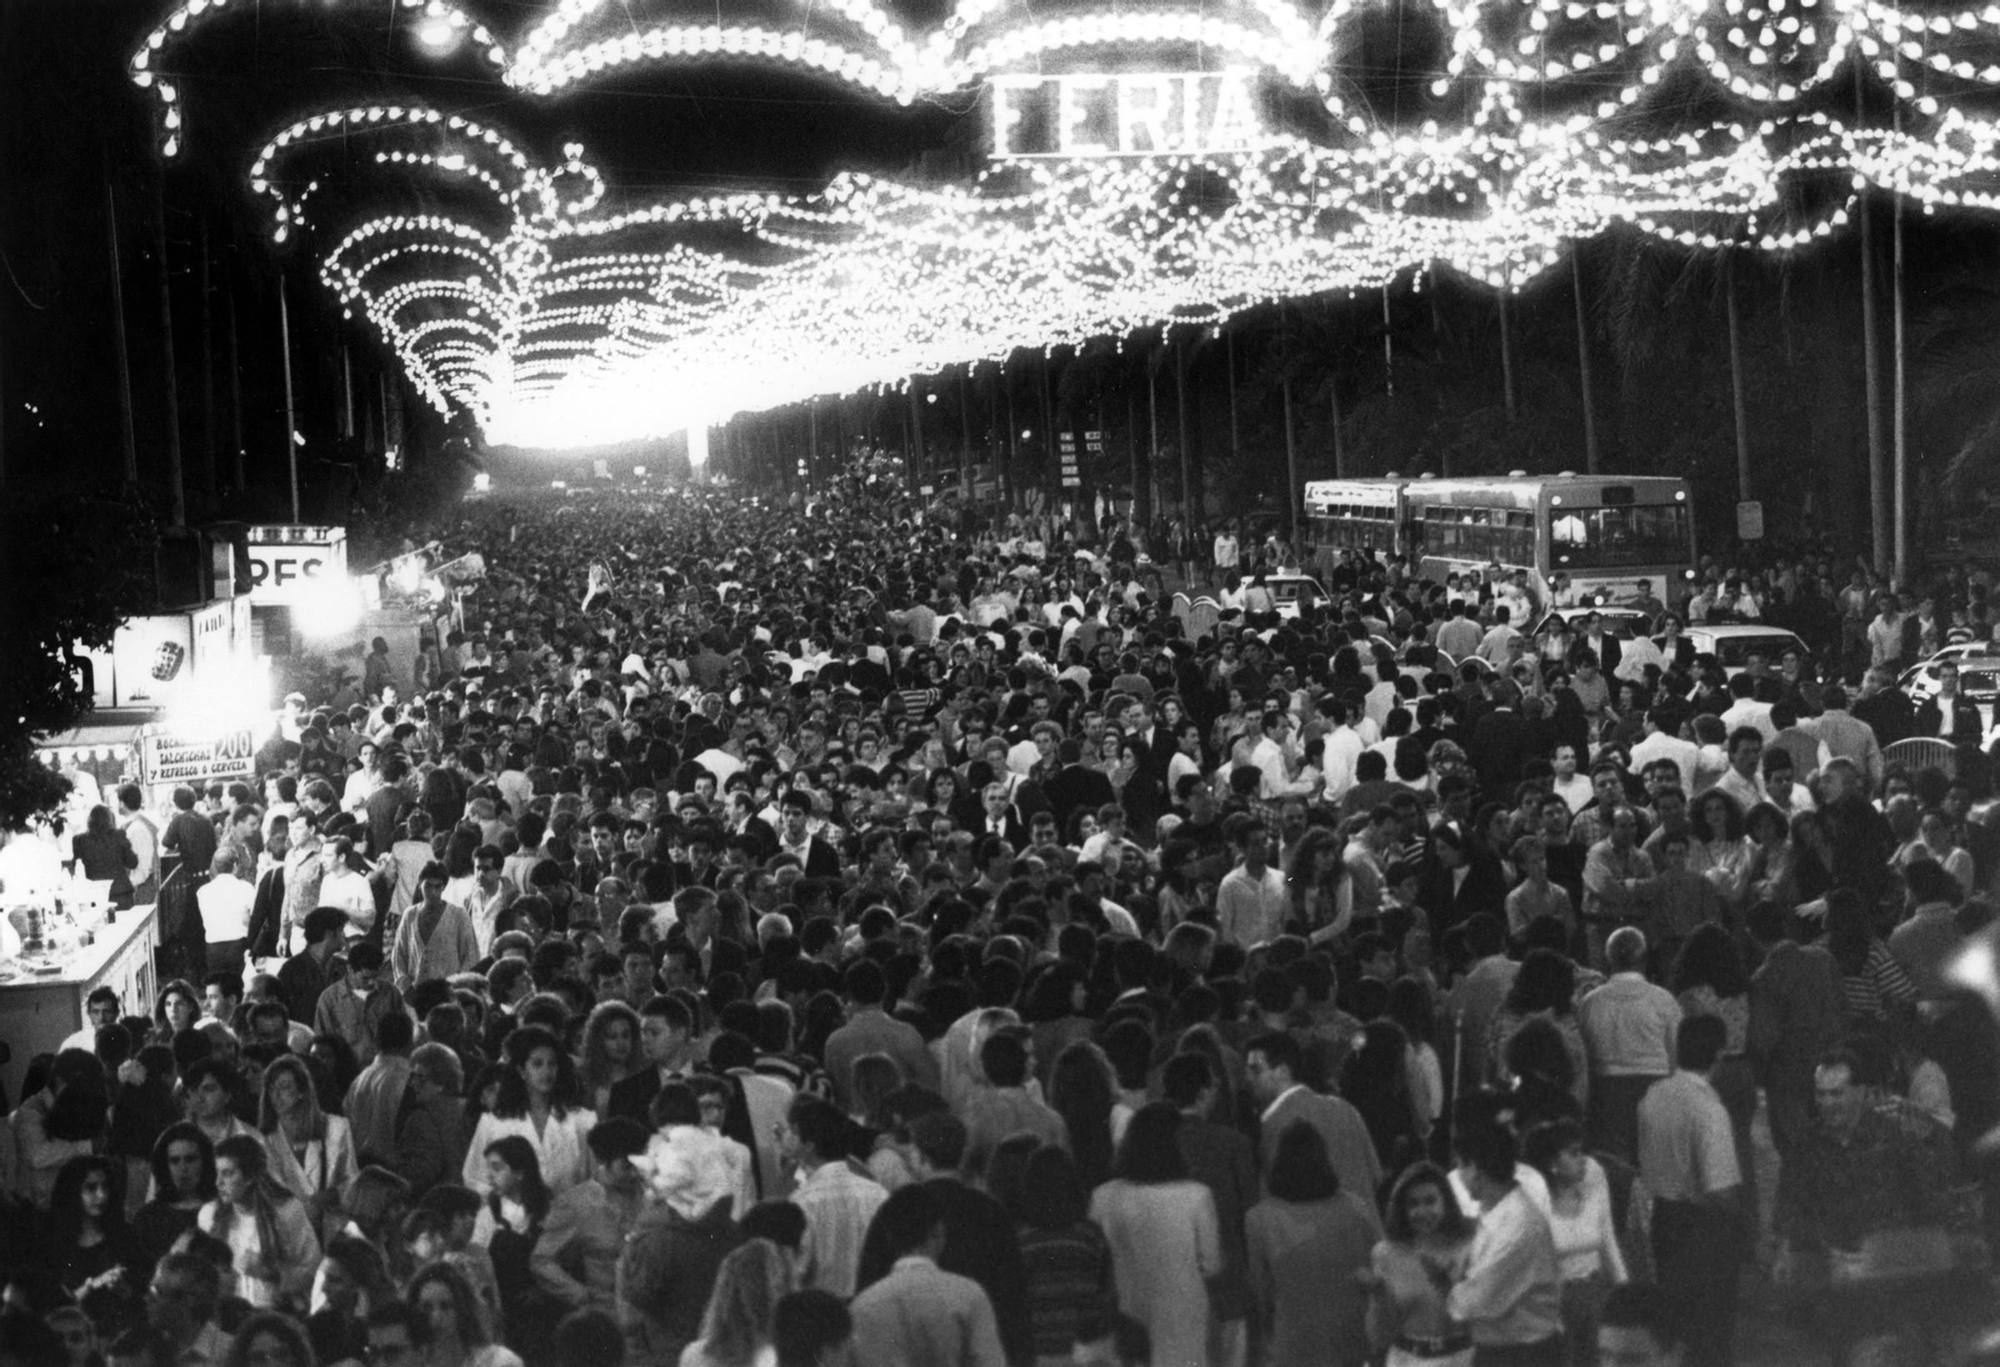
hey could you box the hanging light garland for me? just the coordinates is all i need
[129,0,2000,448]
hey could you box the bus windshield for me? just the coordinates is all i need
[1550,504,1690,570]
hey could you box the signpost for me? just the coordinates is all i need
[1059,432,1081,488]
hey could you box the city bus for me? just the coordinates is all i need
[1302,473,1696,612]
[1302,478,1403,577]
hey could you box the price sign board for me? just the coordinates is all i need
[140,727,258,786]
[1058,432,1081,488]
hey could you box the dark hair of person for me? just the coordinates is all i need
[771,1290,852,1367]
[147,1120,218,1205]
[482,1134,553,1226]
[739,1200,808,1253]
[1112,1102,1187,1184]
[1382,1162,1472,1244]
[1520,1118,1586,1182]
[1014,1143,1091,1232]
[1265,1121,1342,1202]
[1048,1043,1118,1190]
[1670,922,1749,998]
[491,1025,587,1117]
[1503,949,1577,1017]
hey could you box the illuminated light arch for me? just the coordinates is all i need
[130,0,508,156]
[132,0,2000,450]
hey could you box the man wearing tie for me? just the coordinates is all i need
[978,783,1030,848]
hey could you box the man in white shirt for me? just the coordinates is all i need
[1636,1015,1744,1367]
[783,1094,888,1298]
[1476,606,1523,669]
[1216,821,1288,948]
[195,849,257,975]
[1550,744,1594,815]
[116,784,160,904]
[1626,706,1700,797]
[1713,728,1766,814]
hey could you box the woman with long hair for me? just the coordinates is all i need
[1087,1103,1221,1367]
[259,1055,358,1239]
[1825,887,1920,1028]
[308,1234,397,1367]
[151,981,201,1046]
[1021,964,1093,1087]
[577,1001,645,1114]
[1118,736,1167,837]
[409,1260,523,1367]
[40,1155,137,1307]
[1783,808,1836,906]
[1742,801,1800,911]
[130,1122,215,1278]
[1047,1041,1119,1191]
[1386,980,1442,1149]
[1521,1119,1628,1366]
[198,1132,321,1309]
[1687,789,1753,911]
[307,1035,363,1117]
[223,1312,319,1367]
[1341,1021,1422,1174]
[475,1135,557,1363]
[1361,1163,1476,1367]
[70,805,138,910]
[1246,1122,1379,1367]
[1500,1019,1586,1134]
[1487,949,1587,1107]
[1011,1144,1115,1367]
[680,1237,793,1367]
[462,1026,597,1196]
[1155,840,1204,935]
[1282,826,1352,944]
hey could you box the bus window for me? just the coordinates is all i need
[1550,505,1691,570]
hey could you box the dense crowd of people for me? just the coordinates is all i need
[8,469,2000,1367]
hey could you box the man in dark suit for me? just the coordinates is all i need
[1042,739,1117,834]
[1912,660,1985,747]
[1244,1032,1381,1215]
[1117,697,1180,791]
[1466,685,1529,796]
[1416,823,1509,939]
[1852,666,1917,748]
[1577,612,1623,678]
[774,792,842,878]
[245,824,289,959]
[969,780,1030,848]
[607,993,699,1126]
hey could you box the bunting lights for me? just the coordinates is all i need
[133,0,2000,449]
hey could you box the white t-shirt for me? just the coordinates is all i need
[197,874,257,943]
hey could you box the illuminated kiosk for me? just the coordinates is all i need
[128,0,2000,450]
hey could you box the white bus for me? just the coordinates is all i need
[1302,473,1696,611]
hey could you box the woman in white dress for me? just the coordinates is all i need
[463,1025,597,1196]
[1088,1102,1222,1367]
[259,1054,358,1241]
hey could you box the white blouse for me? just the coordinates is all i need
[463,1109,598,1195]
[1544,1158,1629,1286]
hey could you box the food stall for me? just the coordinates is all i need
[0,895,159,1110]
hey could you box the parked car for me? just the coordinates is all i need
[1672,625,1811,677]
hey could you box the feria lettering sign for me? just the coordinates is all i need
[988,72,1269,159]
